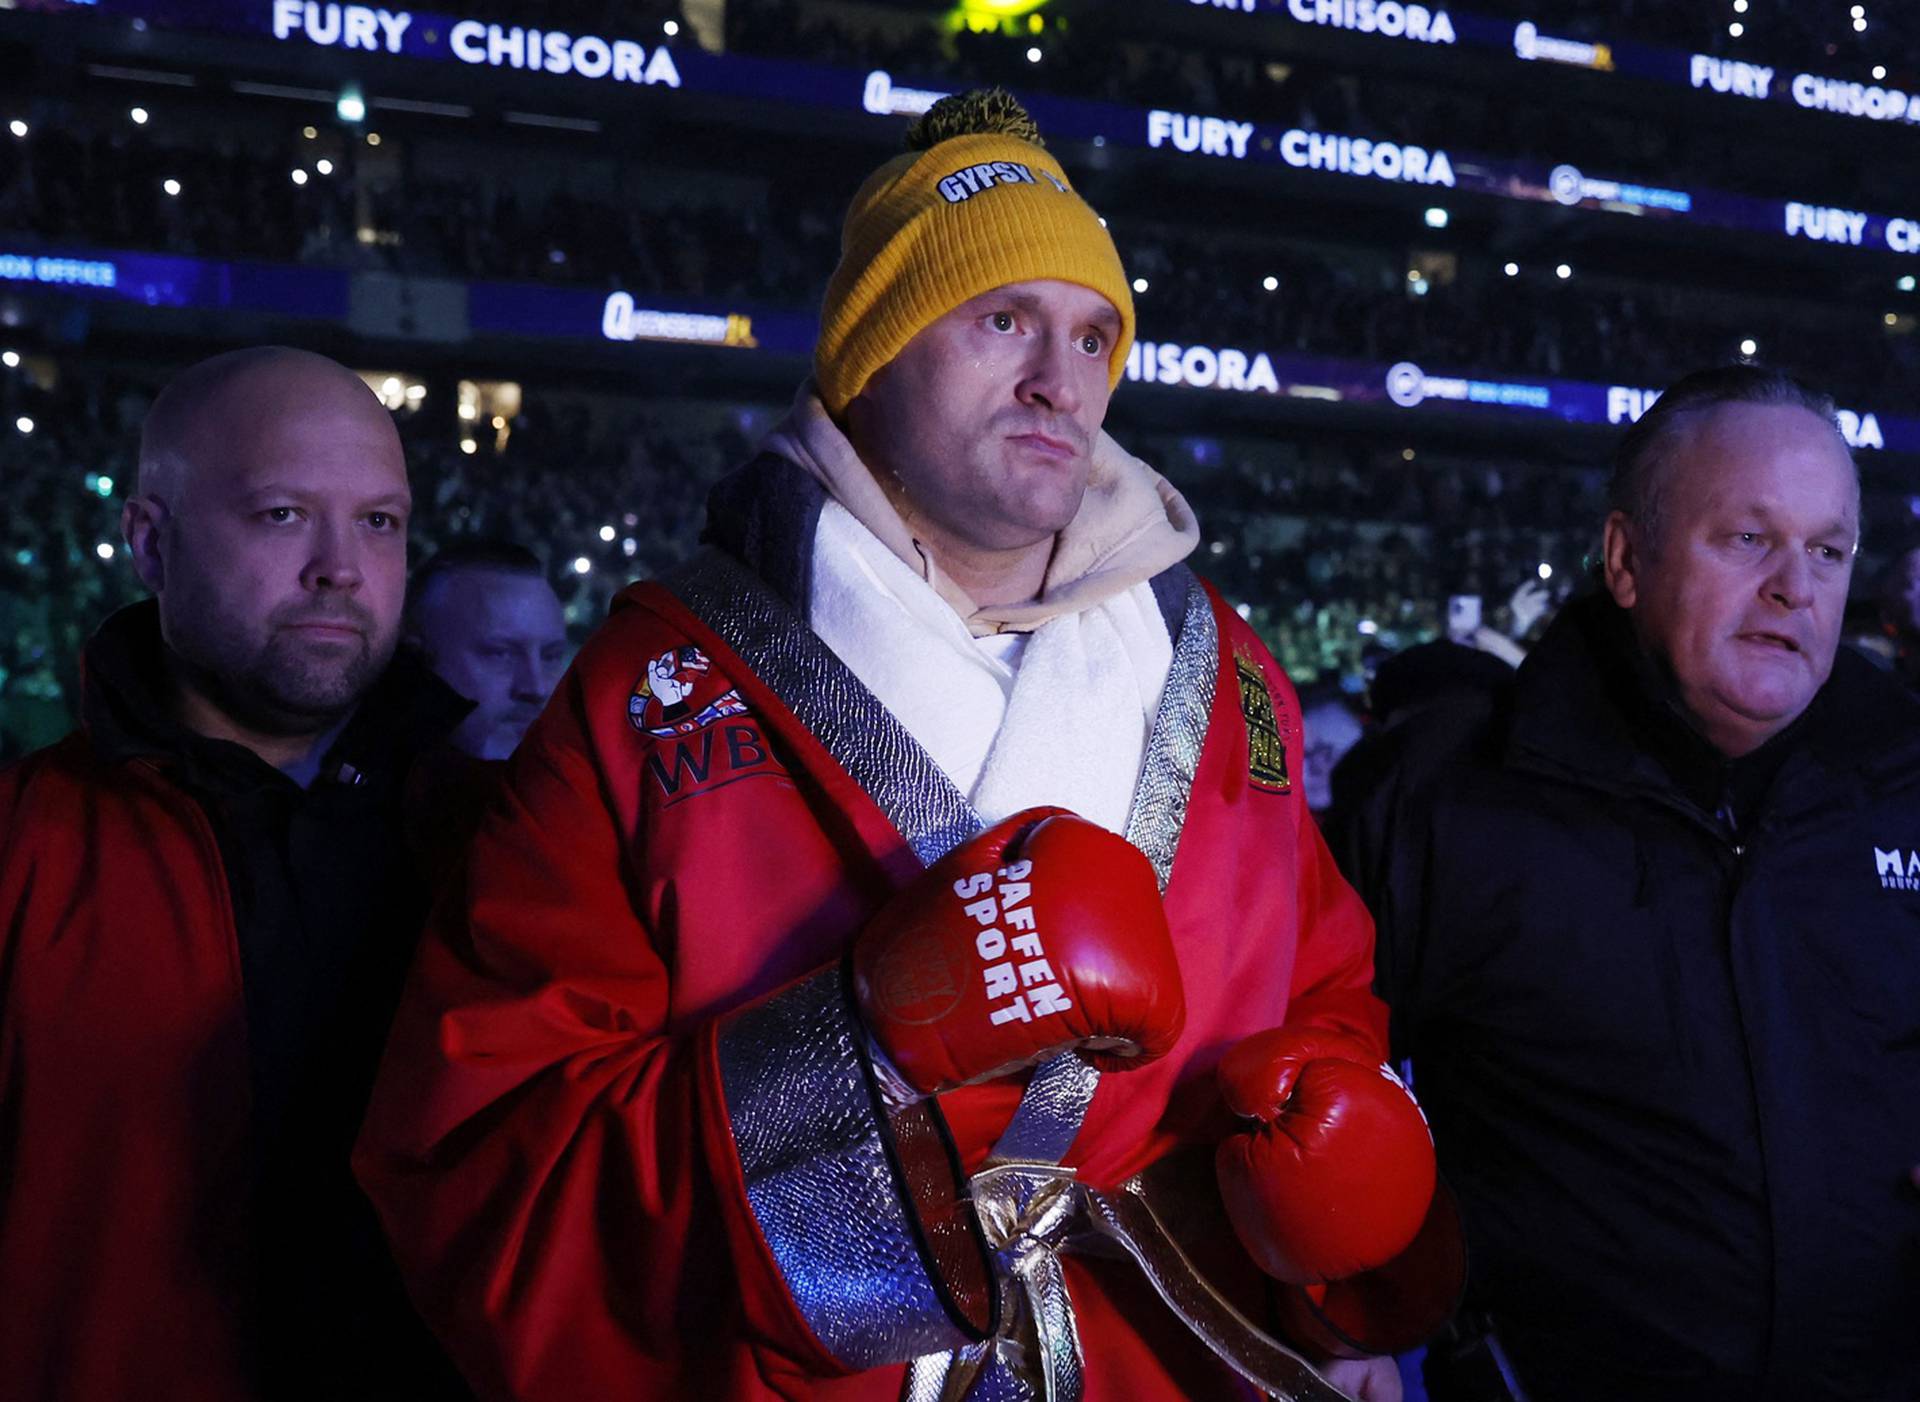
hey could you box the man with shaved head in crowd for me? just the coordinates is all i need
[0,347,470,1401]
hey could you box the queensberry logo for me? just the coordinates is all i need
[936,162,1066,203]
[600,294,756,348]
[862,70,945,117]
[1515,22,1613,69]
[1875,847,1920,890]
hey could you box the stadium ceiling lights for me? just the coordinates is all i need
[1423,207,1449,228]
[163,178,181,196]
[337,87,366,123]
[1555,263,1573,279]
[1899,275,1916,291]
[129,107,149,125]
[1132,277,1149,293]
[1503,262,1520,276]
[7,120,25,139]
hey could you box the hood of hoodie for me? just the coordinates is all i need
[759,381,1200,636]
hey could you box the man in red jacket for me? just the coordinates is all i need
[356,93,1447,1402]
[0,347,470,1401]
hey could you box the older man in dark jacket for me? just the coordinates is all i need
[1337,365,1920,1401]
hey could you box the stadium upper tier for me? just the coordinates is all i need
[8,0,1920,221]
[3,76,1913,420]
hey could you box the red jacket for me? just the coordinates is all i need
[355,549,1387,1401]
[0,734,259,1401]
[0,605,472,1402]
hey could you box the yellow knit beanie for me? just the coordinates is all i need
[814,89,1134,418]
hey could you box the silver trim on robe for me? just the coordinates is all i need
[668,553,1228,1399]
[667,549,982,865]
[1123,575,1220,893]
[976,578,1217,1179]
[716,967,978,1367]
[913,575,1224,1402]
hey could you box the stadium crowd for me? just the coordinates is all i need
[0,352,1624,757]
[10,344,1915,762]
[3,103,1910,402]
[4,37,1920,1401]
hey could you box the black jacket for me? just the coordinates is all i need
[81,601,474,1400]
[1334,595,1920,1402]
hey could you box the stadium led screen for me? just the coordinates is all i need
[41,0,1920,263]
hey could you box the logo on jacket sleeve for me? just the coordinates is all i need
[1874,846,1920,890]
[628,646,748,737]
[1234,651,1291,794]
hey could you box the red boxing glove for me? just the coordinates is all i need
[850,808,1185,1098]
[1275,1185,1467,1360]
[1215,1027,1436,1286]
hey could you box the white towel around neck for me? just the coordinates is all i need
[808,499,1173,834]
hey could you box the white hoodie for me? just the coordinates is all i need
[760,384,1202,832]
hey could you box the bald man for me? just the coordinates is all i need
[0,348,471,1401]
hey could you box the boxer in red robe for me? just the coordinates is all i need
[356,91,1452,1402]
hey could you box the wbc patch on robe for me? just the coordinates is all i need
[1234,652,1291,795]
[628,645,749,738]
[628,644,789,805]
